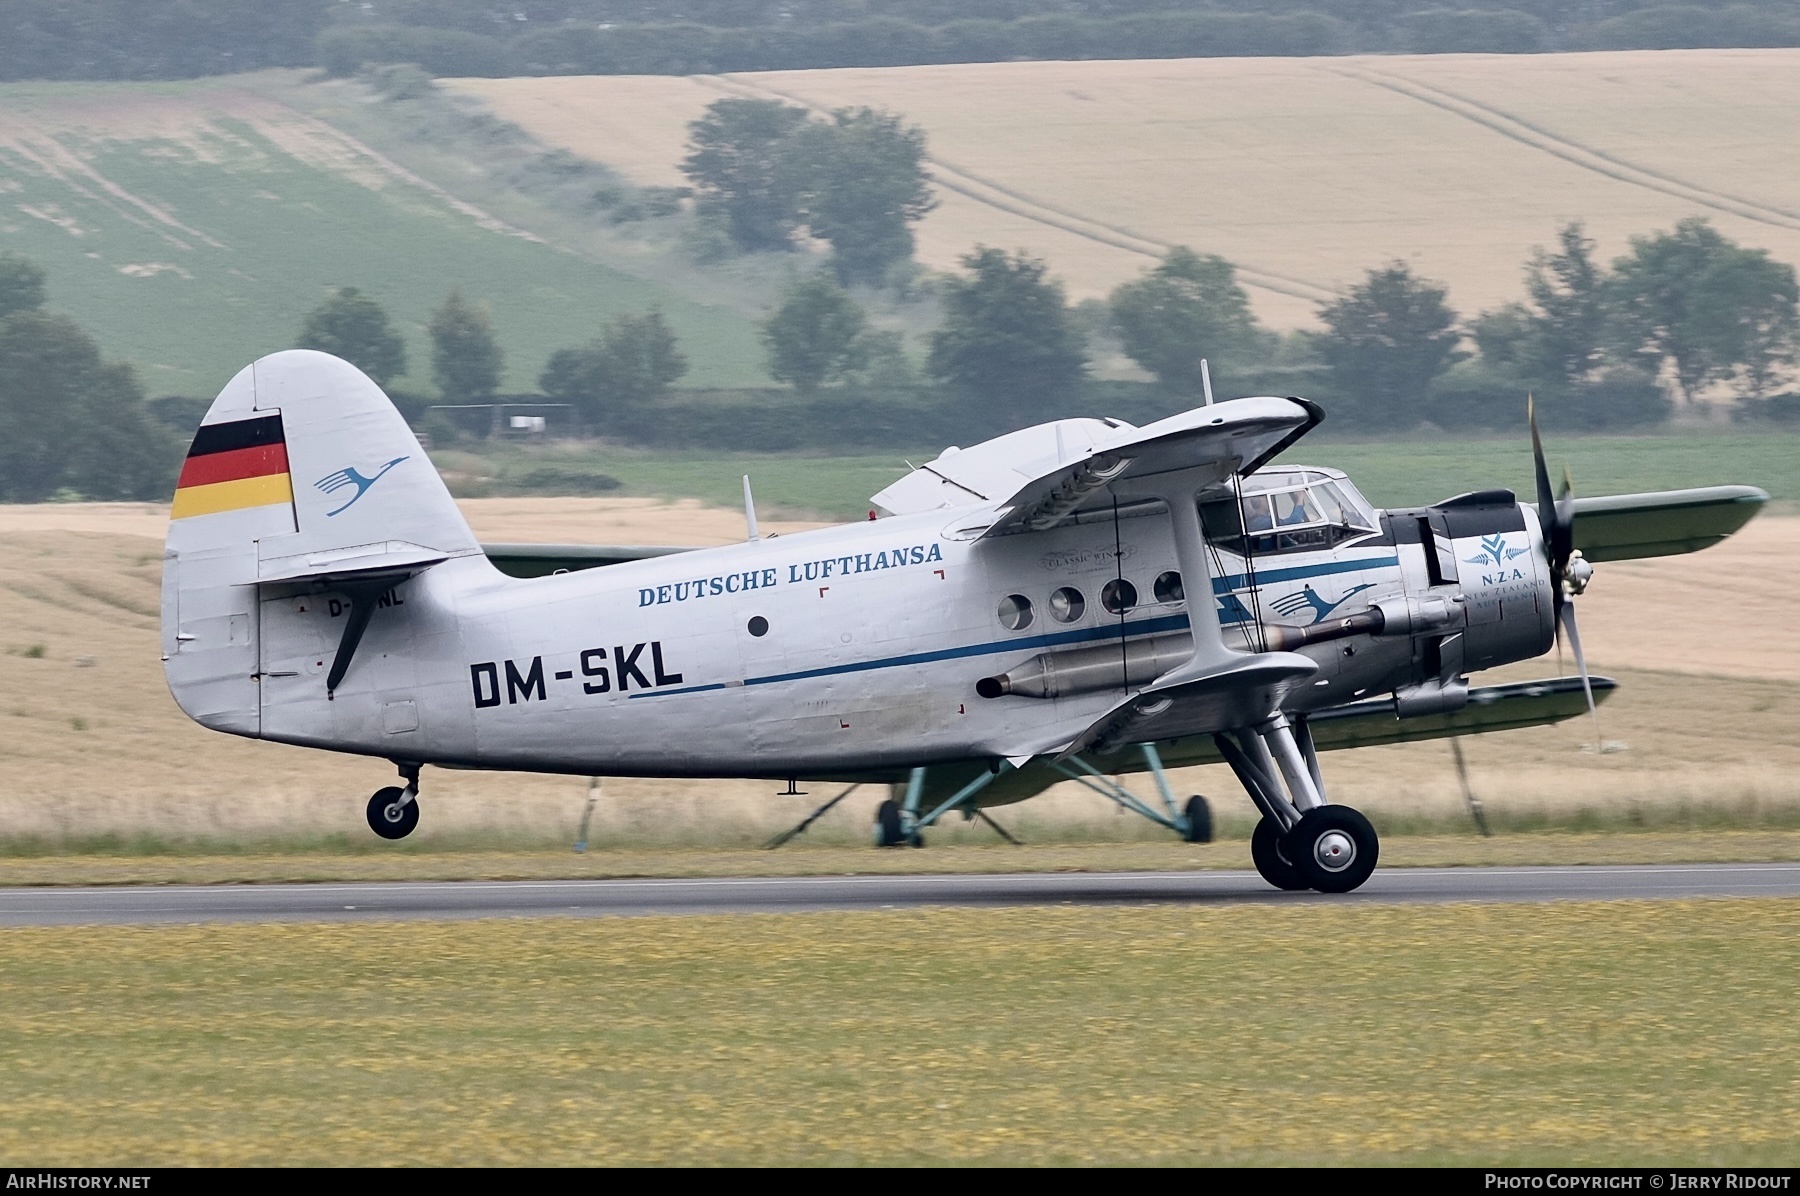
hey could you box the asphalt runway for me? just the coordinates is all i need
[2,863,1798,925]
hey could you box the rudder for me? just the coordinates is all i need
[162,350,481,735]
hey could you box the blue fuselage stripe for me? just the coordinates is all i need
[625,555,1395,698]
[1212,555,1397,593]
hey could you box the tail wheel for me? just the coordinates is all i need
[367,786,419,840]
[1286,805,1379,894]
[1181,795,1214,843]
[1250,817,1309,891]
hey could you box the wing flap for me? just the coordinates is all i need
[1571,485,1766,562]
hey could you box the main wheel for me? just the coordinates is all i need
[1181,795,1214,843]
[1286,805,1379,894]
[367,786,419,840]
[1250,817,1309,891]
[873,799,905,848]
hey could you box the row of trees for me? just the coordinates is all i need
[681,100,934,288]
[297,286,504,406]
[313,6,1800,79]
[0,256,176,502]
[10,2,1799,82]
[300,213,1800,441]
[1324,219,1799,429]
[741,217,1798,435]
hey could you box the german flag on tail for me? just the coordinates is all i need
[171,413,295,520]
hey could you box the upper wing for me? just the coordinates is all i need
[1571,485,1767,562]
[481,543,694,578]
[870,397,1323,528]
[983,398,1323,538]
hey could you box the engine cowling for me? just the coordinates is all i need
[1385,489,1557,693]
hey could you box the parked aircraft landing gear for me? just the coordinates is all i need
[1181,795,1213,843]
[873,799,922,848]
[366,763,420,840]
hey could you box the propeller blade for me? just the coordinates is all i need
[1528,394,1556,555]
[1557,601,1603,753]
[1449,737,1491,837]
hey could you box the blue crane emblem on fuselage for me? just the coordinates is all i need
[1269,582,1376,625]
[1464,534,1531,569]
[315,456,409,516]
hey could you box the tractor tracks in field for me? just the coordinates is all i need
[697,73,1342,306]
[1326,65,1800,235]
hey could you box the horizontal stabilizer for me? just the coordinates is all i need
[1571,485,1766,562]
[258,540,448,584]
[481,543,694,578]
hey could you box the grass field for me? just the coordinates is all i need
[452,49,1800,327]
[3,900,1797,1164]
[0,76,765,394]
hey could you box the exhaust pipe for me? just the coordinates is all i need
[977,634,1193,699]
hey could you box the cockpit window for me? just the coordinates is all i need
[1199,474,1377,557]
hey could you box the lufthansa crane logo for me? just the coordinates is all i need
[315,457,408,516]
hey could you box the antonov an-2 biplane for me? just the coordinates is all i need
[162,351,1764,892]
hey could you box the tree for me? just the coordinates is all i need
[0,253,47,320]
[540,310,687,429]
[1607,218,1799,402]
[1311,262,1462,428]
[680,98,810,253]
[1523,221,1608,385]
[928,247,1086,419]
[429,289,503,404]
[296,286,407,386]
[791,107,935,287]
[762,275,871,394]
[0,310,175,502]
[1109,247,1262,393]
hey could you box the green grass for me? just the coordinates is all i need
[4,900,1798,1164]
[1293,429,1800,510]
[440,428,1800,519]
[1,830,1798,888]
[0,77,767,395]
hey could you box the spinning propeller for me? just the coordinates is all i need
[1529,397,1603,751]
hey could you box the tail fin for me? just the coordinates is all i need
[162,350,480,734]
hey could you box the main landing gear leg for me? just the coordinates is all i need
[367,761,421,840]
[1217,716,1379,893]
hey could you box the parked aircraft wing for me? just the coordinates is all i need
[482,543,693,578]
[1570,485,1767,562]
[981,397,1323,537]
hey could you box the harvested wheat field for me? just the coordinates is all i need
[1,498,1796,853]
[449,49,1800,325]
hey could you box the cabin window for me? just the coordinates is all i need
[1049,586,1085,623]
[1101,578,1137,615]
[747,616,769,637]
[1153,571,1184,605]
[997,594,1034,631]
